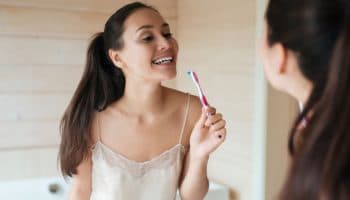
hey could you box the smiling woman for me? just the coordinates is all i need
[0,0,274,199]
[58,2,227,200]
[107,7,179,81]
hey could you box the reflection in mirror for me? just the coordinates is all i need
[0,0,292,200]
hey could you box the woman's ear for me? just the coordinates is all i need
[108,49,125,69]
[270,43,288,75]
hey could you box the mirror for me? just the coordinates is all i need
[0,0,293,199]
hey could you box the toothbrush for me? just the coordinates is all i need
[188,70,223,139]
[187,70,210,107]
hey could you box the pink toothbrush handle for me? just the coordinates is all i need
[201,95,209,107]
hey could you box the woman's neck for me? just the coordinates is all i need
[113,78,167,116]
[288,76,313,106]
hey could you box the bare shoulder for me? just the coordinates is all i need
[164,87,202,145]
[188,94,202,126]
[182,94,202,146]
[164,87,201,114]
[164,87,188,99]
[163,87,187,108]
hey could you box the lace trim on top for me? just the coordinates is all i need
[91,141,187,177]
[91,93,191,177]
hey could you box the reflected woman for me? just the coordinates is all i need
[59,2,226,200]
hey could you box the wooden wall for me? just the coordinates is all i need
[0,0,176,180]
[176,1,295,199]
[176,1,257,199]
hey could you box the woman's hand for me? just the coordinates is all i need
[189,106,226,160]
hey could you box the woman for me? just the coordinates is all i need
[259,0,350,199]
[59,2,226,200]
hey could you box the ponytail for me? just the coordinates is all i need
[58,1,157,178]
[280,12,350,200]
[59,32,125,177]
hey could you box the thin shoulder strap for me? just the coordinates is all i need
[96,112,102,142]
[178,94,191,145]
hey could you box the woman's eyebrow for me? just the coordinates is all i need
[136,23,169,32]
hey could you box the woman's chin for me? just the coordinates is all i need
[162,70,177,80]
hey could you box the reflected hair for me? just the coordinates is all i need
[58,2,158,177]
[266,0,350,199]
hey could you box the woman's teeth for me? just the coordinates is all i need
[152,57,173,65]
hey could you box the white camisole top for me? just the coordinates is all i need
[90,94,190,200]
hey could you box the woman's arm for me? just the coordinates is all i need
[179,101,227,200]
[179,150,210,200]
[68,156,92,200]
[69,114,102,200]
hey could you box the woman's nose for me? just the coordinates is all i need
[157,37,171,51]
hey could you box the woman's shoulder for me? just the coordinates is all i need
[164,87,202,111]
[164,87,202,136]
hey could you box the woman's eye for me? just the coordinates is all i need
[163,33,173,39]
[142,36,154,42]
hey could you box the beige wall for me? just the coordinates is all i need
[176,1,257,199]
[257,1,297,199]
[265,86,296,200]
[176,1,296,199]
[0,0,295,199]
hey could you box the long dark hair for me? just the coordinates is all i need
[266,0,350,199]
[59,2,157,177]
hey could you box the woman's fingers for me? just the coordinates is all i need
[213,128,227,141]
[206,106,216,115]
[209,119,226,132]
[196,107,217,128]
[205,113,222,127]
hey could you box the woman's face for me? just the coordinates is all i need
[114,8,178,81]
